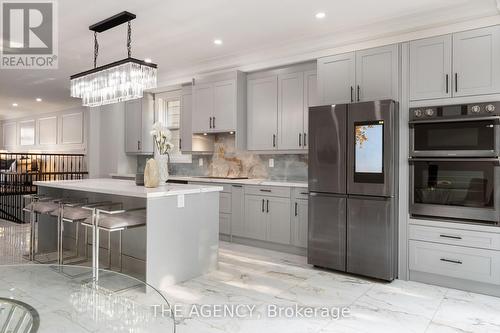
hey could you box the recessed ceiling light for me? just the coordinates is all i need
[144,58,152,63]
[315,12,326,19]
[213,39,223,45]
[12,103,18,107]
[36,98,42,102]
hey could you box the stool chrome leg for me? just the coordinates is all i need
[119,231,123,272]
[107,231,111,270]
[93,210,100,282]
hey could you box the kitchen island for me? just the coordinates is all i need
[33,178,223,290]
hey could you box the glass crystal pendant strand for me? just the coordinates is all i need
[70,13,157,107]
[70,60,157,107]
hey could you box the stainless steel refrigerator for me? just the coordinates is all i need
[308,100,398,281]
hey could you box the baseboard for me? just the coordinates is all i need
[221,234,307,256]
[410,270,500,297]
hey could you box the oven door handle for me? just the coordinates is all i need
[409,116,500,125]
[409,157,500,165]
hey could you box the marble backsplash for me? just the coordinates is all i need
[138,134,308,182]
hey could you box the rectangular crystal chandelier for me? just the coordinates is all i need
[70,58,157,107]
[70,12,158,107]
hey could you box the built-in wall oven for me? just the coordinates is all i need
[409,102,500,224]
[410,102,500,157]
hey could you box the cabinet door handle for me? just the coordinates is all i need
[294,202,298,216]
[445,74,449,94]
[303,133,307,147]
[455,73,458,93]
[440,234,462,240]
[232,184,242,188]
[299,133,302,147]
[209,117,213,129]
[259,189,271,192]
[262,199,265,212]
[272,134,276,148]
[440,258,462,265]
[357,85,360,102]
[266,199,269,213]
[350,86,354,103]
[137,141,141,151]
[213,117,216,129]
[179,138,182,150]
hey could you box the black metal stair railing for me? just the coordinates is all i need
[0,153,88,223]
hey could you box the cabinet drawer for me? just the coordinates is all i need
[245,186,291,198]
[293,188,309,200]
[220,213,231,235]
[409,240,500,285]
[409,224,500,251]
[219,192,232,214]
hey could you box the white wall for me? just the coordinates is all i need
[87,102,136,178]
[0,107,87,153]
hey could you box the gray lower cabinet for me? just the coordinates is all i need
[266,197,291,245]
[244,195,268,240]
[409,223,500,289]
[293,199,308,248]
[244,192,292,245]
[219,213,231,235]
[231,185,245,237]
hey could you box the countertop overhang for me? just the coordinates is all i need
[34,178,223,198]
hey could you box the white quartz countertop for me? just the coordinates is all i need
[34,178,223,198]
[168,176,308,188]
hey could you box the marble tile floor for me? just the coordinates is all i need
[1,219,500,333]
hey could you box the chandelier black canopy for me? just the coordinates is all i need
[70,11,158,107]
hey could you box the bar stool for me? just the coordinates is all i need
[82,206,146,281]
[49,201,113,264]
[23,195,62,262]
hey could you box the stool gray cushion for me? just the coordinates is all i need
[26,201,59,214]
[49,206,91,221]
[94,210,146,230]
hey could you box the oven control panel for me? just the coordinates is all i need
[410,102,500,121]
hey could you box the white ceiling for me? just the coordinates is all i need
[0,0,498,119]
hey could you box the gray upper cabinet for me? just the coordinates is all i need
[303,70,318,149]
[125,94,154,154]
[317,52,355,105]
[247,63,316,151]
[278,72,304,150]
[410,35,452,100]
[356,45,399,102]
[318,46,398,105]
[192,71,245,136]
[180,85,193,152]
[453,26,500,97]
[247,76,278,150]
[213,79,236,131]
[192,82,213,133]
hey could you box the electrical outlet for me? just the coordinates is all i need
[199,158,203,167]
[269,158,274,168]
[177,194,185,208]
